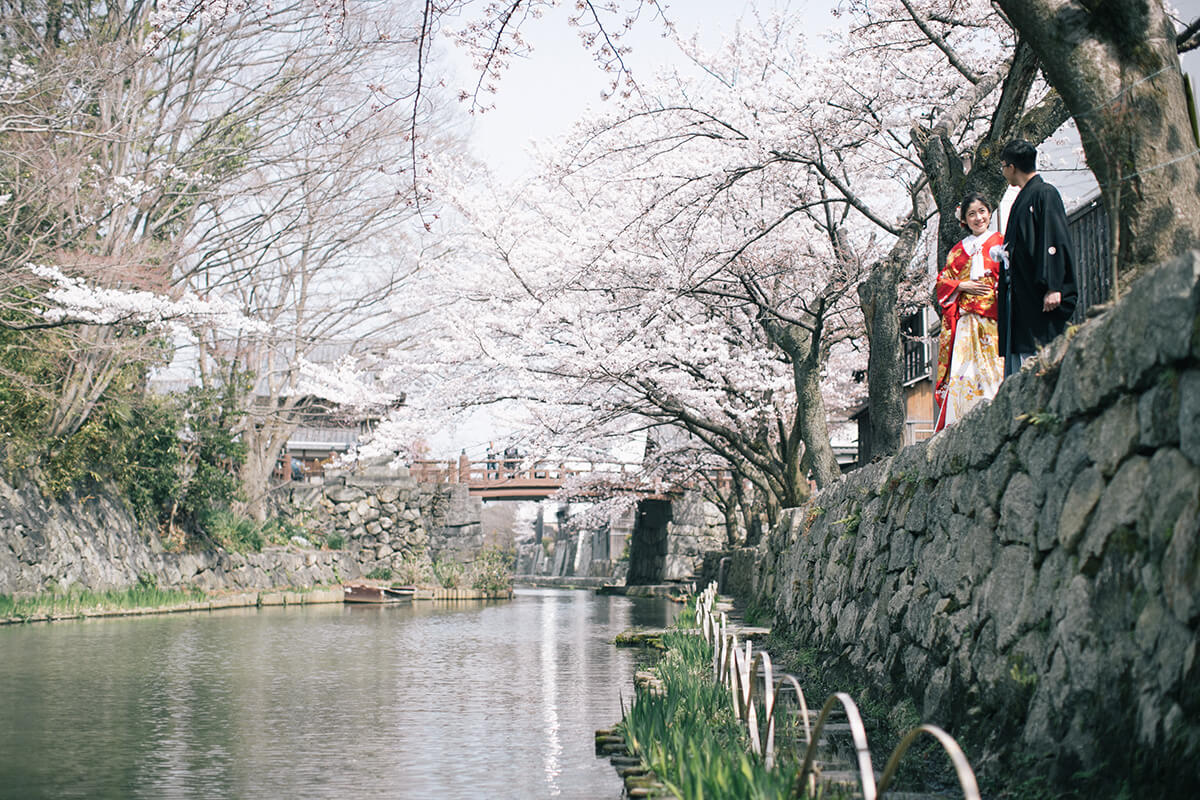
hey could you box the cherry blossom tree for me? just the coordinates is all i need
[1,0,452,523]
[394,0,1085,489]
[384,25,906,510]
[811,0,1067,455]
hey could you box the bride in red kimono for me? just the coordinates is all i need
[934,193,1005,431]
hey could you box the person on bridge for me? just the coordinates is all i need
[486,443,499,480]
[997,139,1078,376]
[934,192,1005,431]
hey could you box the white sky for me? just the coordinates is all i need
[436,0,838,183]
[432,1,1200,202]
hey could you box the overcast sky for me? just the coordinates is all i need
[437,0,836,183]
[435,0,1200,204]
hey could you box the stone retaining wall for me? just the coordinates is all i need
[748,251,1200,791]
[663,491,728,580]
[0,476,361,594]
[292,459,484,575]
[0,456,489,596]
[519,492,726,583]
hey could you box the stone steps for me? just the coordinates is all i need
[594,726,669,797]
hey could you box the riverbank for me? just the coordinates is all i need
[605,605,801,798]
[0,586,344,625]
[0,583,515,625]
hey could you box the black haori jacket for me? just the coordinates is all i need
[999,174,1080,355]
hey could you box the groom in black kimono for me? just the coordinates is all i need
[997,139,1078,376]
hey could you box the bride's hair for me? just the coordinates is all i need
[958,192,991,228]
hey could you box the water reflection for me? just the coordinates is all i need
[0,588,677,800]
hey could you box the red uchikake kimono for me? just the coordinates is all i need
[934,231,1005,431]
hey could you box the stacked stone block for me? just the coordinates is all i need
[752,251,1200,789]
[321,483,434,576]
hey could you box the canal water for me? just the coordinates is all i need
[0,588,678,800]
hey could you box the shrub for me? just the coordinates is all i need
[201,509,264,553]
[392,554,433,585]
[0,354,248,546]
[324,531,345,550]
[365,566,393,581]
[261,516,306,546]
[173,386,247,531]
[433,559,464,588]
[470,546,514,594]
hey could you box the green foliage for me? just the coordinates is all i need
[261,516,306,547]
[676,594,698,622]
[365,566,393,581]
[433,559,465,588]
[791,646,817,669]
[200,509,264,553]
[1015,409,1062,432]
[324,531,346,550]
[619,627,807,799]
[470,546,514,594]
[887,699,921,734]
[0,323,56,451]
[40,398,183,522]
[1008,655,1038,688]
[0,320,172,504]
[391,554,433,585]
[742,599,775,627]
[173,386,247,531]
[0,580,205,620]
[0,330,245,542]
[834,510,861,538]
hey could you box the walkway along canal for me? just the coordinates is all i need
[0,588,679,800]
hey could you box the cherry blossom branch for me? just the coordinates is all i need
[898,0,981,83]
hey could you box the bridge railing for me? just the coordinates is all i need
[691,583,982,799]
[408,459,650,487]
[409,459,738,494]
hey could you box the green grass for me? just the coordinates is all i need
[0,580,206,619]
[619,620,825,799]
[433,559,465,588]
[743,599,775,627]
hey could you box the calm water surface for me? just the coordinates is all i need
[0,588,678,800]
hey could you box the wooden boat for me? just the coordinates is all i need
[342,584,416,604]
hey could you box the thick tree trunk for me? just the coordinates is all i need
[236,446,273,523]
[794,349,839,489]
[858,215,925,461]
[761,319,837,501]
[998,0,1200,275]
[918,41,1070,267]
[858,266,906,461]
[721,497,740,547]
[236,413,298,523]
